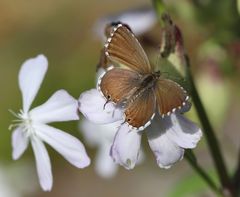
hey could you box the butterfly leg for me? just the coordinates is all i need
[103,98,110,110]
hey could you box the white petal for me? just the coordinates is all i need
[95,143,118,178]
[80,118,120,147]
[79,119,100,147]
[93,8,156,41]
[110,123,141,170]
[31,136,52,191]
[79,89,123,124]
[19,55,48,113]
[11,127,29,160]
[166,113,202,149]
[30,90,79,123]
[35,123,90,168]
[147,117,184,169]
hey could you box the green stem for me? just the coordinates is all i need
[233,149,240,194]
[152,1,236,195]
[185,55,236,197]
[185,150,222,196]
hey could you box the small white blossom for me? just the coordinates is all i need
[79,88,202,170]
[10,55,90,191]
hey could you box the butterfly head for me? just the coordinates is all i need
[153,70,161,78]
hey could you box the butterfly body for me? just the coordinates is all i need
[140,71,160,89]
[98,23,189,131]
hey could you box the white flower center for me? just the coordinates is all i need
[9,110,36,137]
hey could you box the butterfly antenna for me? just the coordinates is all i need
[103,101,108,110]
[170,75,185,83]
[161,71,185,82]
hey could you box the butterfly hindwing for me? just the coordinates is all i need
[99,67,140,104]
[105,23,152,74]
[124,88,156,130]
[156,79,189,116]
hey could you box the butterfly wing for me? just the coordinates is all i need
[156,79,189,117]
[124,89,156,130]
[105,23,152,74]
[98,67,140,104]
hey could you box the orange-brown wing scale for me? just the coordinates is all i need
[156,79,189,117]
[98,68,140,104]
[124,89,156,130]
[104,23,152,74]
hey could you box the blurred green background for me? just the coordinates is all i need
[0,0,240,196]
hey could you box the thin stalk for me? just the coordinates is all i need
[233,150,240,194]
[152,0,235,195]
[185,55,236,197]
[185,150,222,196]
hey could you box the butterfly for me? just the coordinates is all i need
[97,22,189,131]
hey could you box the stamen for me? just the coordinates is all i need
[8,109,21,119]
[8,123,20,130]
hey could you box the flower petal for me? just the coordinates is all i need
[95,143,118,178]
[147,117,184,169]
[19,55,48,113]
[31,136,52,191]
[11,127,29,160]
[93,8,156,40]
[80,118,121,147]
[34,123,90,168]
[30,90,79,123]
[166,113,202,149]
[110,123,141,170]
[79,89,123,124]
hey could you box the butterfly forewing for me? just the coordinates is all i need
[105,24,152,74]
[156,79,189,116]
[99,68,140,104]
[125,89,156,130]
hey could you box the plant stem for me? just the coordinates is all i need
[185,55,236,197]
[152,1,236,195]
[185,150,222,195]
[233,150,240,194]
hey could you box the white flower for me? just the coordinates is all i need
[79,88,202,169]
[10,55,90,191]
[93,7,156,41]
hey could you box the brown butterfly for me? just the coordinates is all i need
[97,22,189,131]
